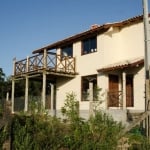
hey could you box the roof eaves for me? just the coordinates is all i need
[32,24,111,54]
[32,14,144,54]
[97,58,144,73]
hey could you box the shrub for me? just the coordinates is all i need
[11,113,65,150]
[61,92,123,150]
[0,125,9,149]
[127,126,150,150]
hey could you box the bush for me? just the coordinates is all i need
[10,92,124,149]
[10,92,150,149]
[11,113,65,150]
[127,126,150,150]
[0,125,9,149]
[61,92,123,150]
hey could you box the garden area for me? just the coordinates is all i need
[0,92,150,150]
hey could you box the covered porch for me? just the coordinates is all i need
[97,57,144,110]
[11,49,76,114]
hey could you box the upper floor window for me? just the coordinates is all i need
[82,36,97,55]
[61,45,73,58]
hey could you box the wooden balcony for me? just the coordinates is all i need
[13,52,76,78]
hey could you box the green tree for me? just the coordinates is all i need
[0,68,5,82]
[0,68,5,99]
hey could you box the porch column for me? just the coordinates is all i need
[11,78,15,113]
[122,72,126,110]
[50,83,56,116]
[24,56,29,112]
[11,58,16,113]
[89,81,93,116]
[24,76,29,112]
[42,72,46,109]
[42,49,47,109]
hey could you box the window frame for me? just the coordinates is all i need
[81,74,97,101]
[61,44,73,58]
[81,36,97,55]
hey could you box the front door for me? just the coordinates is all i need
[108,75,119,107]
[126,75,134,107]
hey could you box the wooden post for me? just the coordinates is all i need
[11,58,16,113]
[89,81,93,116]
[122,72,126,110]
[42,72,46,109]
[50,83,56,116]
[11,78,15,113]
[24,56,29,112]
[42,49,47,109]
[43,49,47,69]
[24,76,29,112]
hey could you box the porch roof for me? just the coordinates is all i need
[97,57,144,72]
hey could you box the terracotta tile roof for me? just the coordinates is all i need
[32,14,144,54]
[97,57,144,72]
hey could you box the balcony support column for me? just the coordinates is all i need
[50,83,56,116]
[24,76,29,112]
[42,71,46,109]
[11,58,16,113]
[42,49,47,109]
[11,78,15,113]
[122,72,126,110]
[24,56,29,112]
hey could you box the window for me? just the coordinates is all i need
[81,75,97,101]
[82,36,97,55]
[61,45,73,57]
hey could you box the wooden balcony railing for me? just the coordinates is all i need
[14,52,76,76]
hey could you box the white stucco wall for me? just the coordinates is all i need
[100,22,144,66]
[55,21,145,118]
[132,67,145,111]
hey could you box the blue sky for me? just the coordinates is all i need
[0,0,147,77]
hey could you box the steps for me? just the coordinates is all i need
[123,111,150,135]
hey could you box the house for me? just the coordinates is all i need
[11,14,148,125]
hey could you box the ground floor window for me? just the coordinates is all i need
[81,74,97,101]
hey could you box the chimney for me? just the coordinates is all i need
[90,24,99,29]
